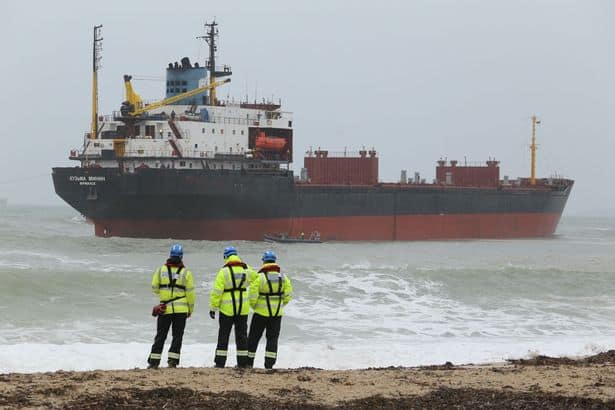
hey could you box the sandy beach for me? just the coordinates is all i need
[2,351,615,409]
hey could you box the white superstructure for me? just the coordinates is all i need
[75,103,293,173]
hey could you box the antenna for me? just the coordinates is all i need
[91,25,103,139]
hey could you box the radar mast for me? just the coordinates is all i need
[197,20,232,105]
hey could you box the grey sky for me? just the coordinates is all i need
[0,0,612,215]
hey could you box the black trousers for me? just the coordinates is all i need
[247,313,282,369]
[215,313,249,368]
[148,313,187,366]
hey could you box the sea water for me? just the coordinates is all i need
[1,205,614,373]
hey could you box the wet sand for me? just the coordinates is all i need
[2,351,615,409]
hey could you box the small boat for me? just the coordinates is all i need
[263,232,322,244]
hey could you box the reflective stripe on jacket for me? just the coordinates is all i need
[209,255,255,316]
[151,264,195,314]
[249,263,293,317]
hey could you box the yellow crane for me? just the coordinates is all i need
[121,76,231,117]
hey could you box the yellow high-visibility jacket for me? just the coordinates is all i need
[151,263,195,315]
[209,255,256,317]
[249,263,293,317]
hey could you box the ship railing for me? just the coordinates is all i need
[204,62,232,74]
[112,111,170,121]
[206,116,252,125]
[304,149,378,158]
[117,149,249,159]
[436,160,499,167]
[95,114,113,122]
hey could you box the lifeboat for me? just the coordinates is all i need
[255,132,286,151]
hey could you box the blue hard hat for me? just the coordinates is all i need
[223,246,237,259]
[262,250,277,262]
[170,243,183,257]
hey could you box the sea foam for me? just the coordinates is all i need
[3,336,615,374]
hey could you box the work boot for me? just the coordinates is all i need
[147,363,159,369]
[168,362,178,369]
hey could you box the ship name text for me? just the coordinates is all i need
[69,175,106,185]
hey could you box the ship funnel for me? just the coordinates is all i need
[181,57,192,69]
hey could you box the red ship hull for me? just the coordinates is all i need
[95,212,563,241]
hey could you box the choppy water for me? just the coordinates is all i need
[1,205,615,372]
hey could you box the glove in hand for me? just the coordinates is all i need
[209,310,215,319]
[152,304,166,317]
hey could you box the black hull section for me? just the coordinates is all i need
[52,167,573,240]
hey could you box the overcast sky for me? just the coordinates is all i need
[0,0,612,215]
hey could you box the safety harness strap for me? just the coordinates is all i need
[158,284,186,290]
[160,295,186,305]
[165,265,185,314]
[165,265,184,289]
[264,273,283,317]
[227,266,246,317]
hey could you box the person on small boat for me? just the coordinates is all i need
[247,250,293,369]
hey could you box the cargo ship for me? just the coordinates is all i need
[52,22,573,241]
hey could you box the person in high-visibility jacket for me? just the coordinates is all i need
[209,246,255,368]
[247,250,293,369]
[147,244,195,369]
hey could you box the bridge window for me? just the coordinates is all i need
[220,129,224,134]
[202,128,205,134]
[212,129,215,134]
[180,161,186,167]
[232,129,236,135]
[240,130,244,135]
[145,125,155,137]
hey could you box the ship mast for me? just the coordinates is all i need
[530,115,540,186]
[197,20,232,106]
[90,25,103,139]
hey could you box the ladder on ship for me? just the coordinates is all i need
[167,119,183,158]
[168,119,182,139]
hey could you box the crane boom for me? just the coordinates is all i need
[123,77,231,117]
